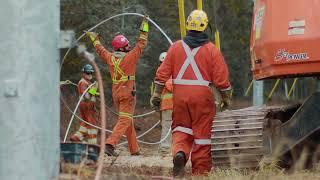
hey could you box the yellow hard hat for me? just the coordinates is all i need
[186,10,208,32]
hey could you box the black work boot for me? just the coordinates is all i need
[173,151,186,177]
[105,144,118,156]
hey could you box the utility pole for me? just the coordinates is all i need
[0,0,60,179]
[253,80,264,106]
[178,0,186,38]
[252,0,264,106]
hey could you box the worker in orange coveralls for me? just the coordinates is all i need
[150,10,232,176]
[157,52,174,155]
[70,64,99,144]
[85,16,149,156]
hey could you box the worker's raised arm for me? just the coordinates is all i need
[128,15,149,62]
[85,31,112,65]
[95,44,112,65]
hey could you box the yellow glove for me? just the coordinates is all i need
[88,87,98,96]
[139,15,149,41]
[85,31,101,47]
[140,15,149,32]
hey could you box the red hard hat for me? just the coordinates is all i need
[111,35,129,50]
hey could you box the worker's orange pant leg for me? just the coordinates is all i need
[73,102,98,143]
[84,106,98,144]
[106,96,139,154]
[79,102,98,127]
[172,131,193,159]
[172,87,214,175]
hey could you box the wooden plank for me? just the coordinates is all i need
[212,126,262,132]
[211,133,263,139]
[212,146,263,151]
[214,117,265,123]
[213,122,263,129]
[213,153,263,159]
[212,139,263,145]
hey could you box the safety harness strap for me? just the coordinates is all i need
[161,93,173,100]
[111,56,135,84]
[173,41,210,86]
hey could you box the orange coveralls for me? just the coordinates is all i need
[95,38,147,154]
[71,78,98,144]
[155,40,231,175]
[159,79,173,152]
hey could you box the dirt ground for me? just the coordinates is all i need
[60,87,320,179]
[60,86,178,178]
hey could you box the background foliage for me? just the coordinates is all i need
[61,0,313,106]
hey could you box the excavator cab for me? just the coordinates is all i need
[251,0,320,80]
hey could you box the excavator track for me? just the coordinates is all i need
[211,106,279,169]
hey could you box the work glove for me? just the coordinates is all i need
[88,87,99,96]
[150,83,164,111]
[85,31,101,47]
[88,82,99,96]
[140,15,149,32]
[219,88,232,111]
[150,94,161,111]
[220,99,231,111]
[139,15,149,41]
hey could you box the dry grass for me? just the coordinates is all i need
[60,159,320,180]
[60,163,95,180]
[199,158,320,180]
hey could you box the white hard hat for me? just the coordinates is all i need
[159,52,167,62]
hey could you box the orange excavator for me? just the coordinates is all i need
[211,0,320,169]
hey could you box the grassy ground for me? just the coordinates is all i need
[60,91,317,179]
[60,155,320,180]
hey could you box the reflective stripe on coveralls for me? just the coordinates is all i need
[172,126,193,135]
[160,79,173,111]
[111,56,135,84]
[172,126,211,145]
[119,112,133,119]
[162,93,173,99]
[173,41,210,86]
